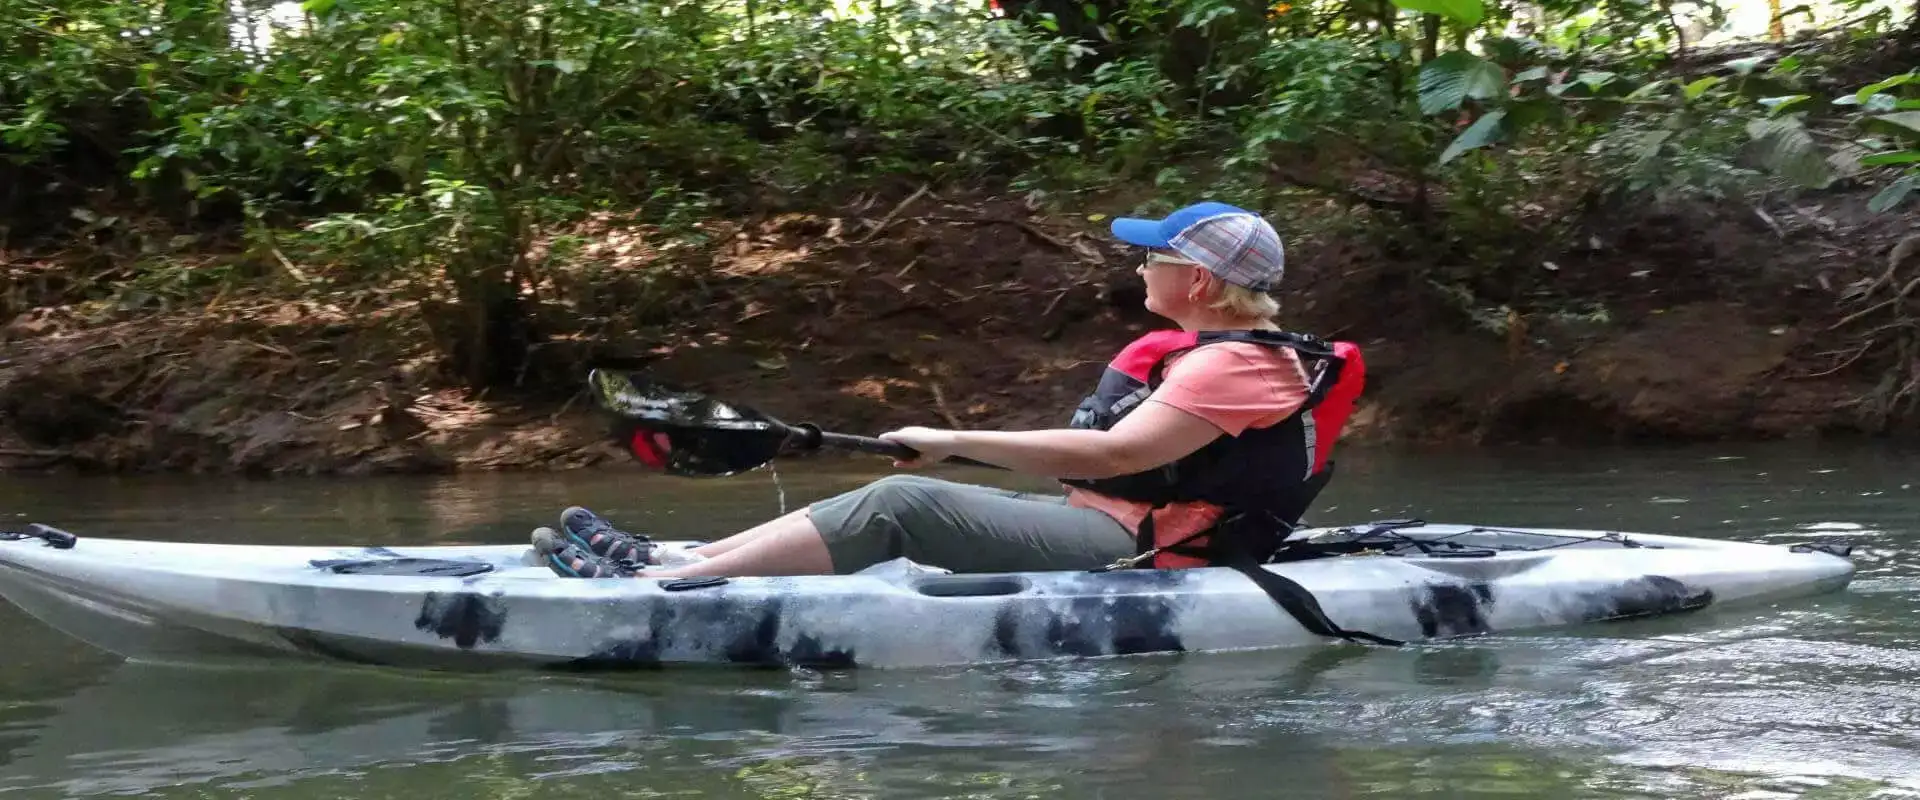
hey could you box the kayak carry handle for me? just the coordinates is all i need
[0,524,78,549]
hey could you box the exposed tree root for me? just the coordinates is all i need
[1817,234,1920,431]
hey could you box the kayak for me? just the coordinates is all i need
[0,521,1856,671]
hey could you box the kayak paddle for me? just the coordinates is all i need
[587,368,1001,477]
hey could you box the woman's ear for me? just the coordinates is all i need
[1188,269,1216,301]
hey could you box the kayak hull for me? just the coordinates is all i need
[0,524,1856,670]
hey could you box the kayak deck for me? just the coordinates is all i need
[0,522,1857,670]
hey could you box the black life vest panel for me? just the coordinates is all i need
[1064,328,1400,647]
[1061,329,1358,566]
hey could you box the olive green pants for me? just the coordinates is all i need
[806,475,1136,574]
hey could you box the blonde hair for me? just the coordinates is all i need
[1204,281,1280,321]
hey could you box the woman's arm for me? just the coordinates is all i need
[882,345,1304,478]
[881,401,1224,479]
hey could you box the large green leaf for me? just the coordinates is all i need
[1759,94,1811,115]
[1856,73,1917,106]
[1746,117,1833,189]
[1633,129,1674,161]
[1512,66,1549,83]
[1418,52,1505,115]
[1439,110,1505,163]
[1575,71,1617,90]
[1681,76,1721,100]
[1623,79,1674,102]
[1861,150,1920,166]
[1390,0,1485,25]
[1868,111,1920,139]
[1868,174,1915,213]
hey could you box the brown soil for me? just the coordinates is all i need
[2,186,1917,474]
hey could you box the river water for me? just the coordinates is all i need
[1,443,1917,798]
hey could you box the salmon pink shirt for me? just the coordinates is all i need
[1065,342,1311,565]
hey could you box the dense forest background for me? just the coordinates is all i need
[3,0,1918,473]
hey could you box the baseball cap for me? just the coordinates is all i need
[1110,201,1285,291]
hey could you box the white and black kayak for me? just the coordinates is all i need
[0,521,1856,671]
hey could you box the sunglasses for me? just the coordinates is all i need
[1144,252,1199,268]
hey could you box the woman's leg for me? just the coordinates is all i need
[816,475,1135,574]
[675,479,1013,561]
[638,474,1132,578]
[643,510,835,577]
[688,507,812,560]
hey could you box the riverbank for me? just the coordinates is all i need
[3,186,1916,475]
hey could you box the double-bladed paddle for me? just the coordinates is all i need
[587,368,1000,477]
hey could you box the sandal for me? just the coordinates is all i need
[559,506,656,565]
[532,527,638,579]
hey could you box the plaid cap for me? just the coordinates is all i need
[1110,201,1285,291]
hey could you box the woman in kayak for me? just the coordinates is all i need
[534,200,1331,578]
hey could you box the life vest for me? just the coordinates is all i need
[1064,328,1398,648]
[1061,329,1364,569]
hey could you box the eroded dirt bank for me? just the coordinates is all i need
[3,189,1917,475]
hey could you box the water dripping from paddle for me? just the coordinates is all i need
[767,462,788,515]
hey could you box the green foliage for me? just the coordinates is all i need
[1440,111,1506,164]
[1761,68,1920,211]
[1390,0,1486,26]
[5,0,1917,383]
[1419,52,1508,115]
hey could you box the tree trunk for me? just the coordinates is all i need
[448,258,532,390]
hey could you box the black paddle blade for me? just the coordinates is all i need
[587,369,793,477]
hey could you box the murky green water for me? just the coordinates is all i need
[2,443,1917,798]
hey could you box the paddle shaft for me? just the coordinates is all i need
[586,368,1005,474]
[815,431,1005,470]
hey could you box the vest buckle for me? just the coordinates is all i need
[1089,549,1158,573]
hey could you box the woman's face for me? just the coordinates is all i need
[1136,250,1203,318]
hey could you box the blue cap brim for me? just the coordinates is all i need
[1110,217,1171,248]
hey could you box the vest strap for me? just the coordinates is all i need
[1094,510,1404,647]
[1220,551,1405,646]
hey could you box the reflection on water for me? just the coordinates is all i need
[3,638,1916,799]
[2,441,1919,798]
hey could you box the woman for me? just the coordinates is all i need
[535,201,1340,579]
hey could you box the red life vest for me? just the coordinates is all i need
[1062,329,1364,568]
[1314,340,1365,473]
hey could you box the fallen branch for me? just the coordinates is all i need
[858,184,931,243]
[1752,206,1786,240]
[0,448,65,458]
[919,216,1079,253]
[1829,273,1920,330]
[242,339,298,358]
[1267,167,1424,215]
[1792,339,1874,379]
[928,381,964,429]
[271,247,311,284]
[1041,287,1070,318]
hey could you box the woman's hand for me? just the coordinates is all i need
[877,427,961,468]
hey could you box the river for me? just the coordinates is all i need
[1,442,1916,798]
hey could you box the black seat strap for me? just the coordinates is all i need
[1111,488,1402,646]
[1222,550,1404,647]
